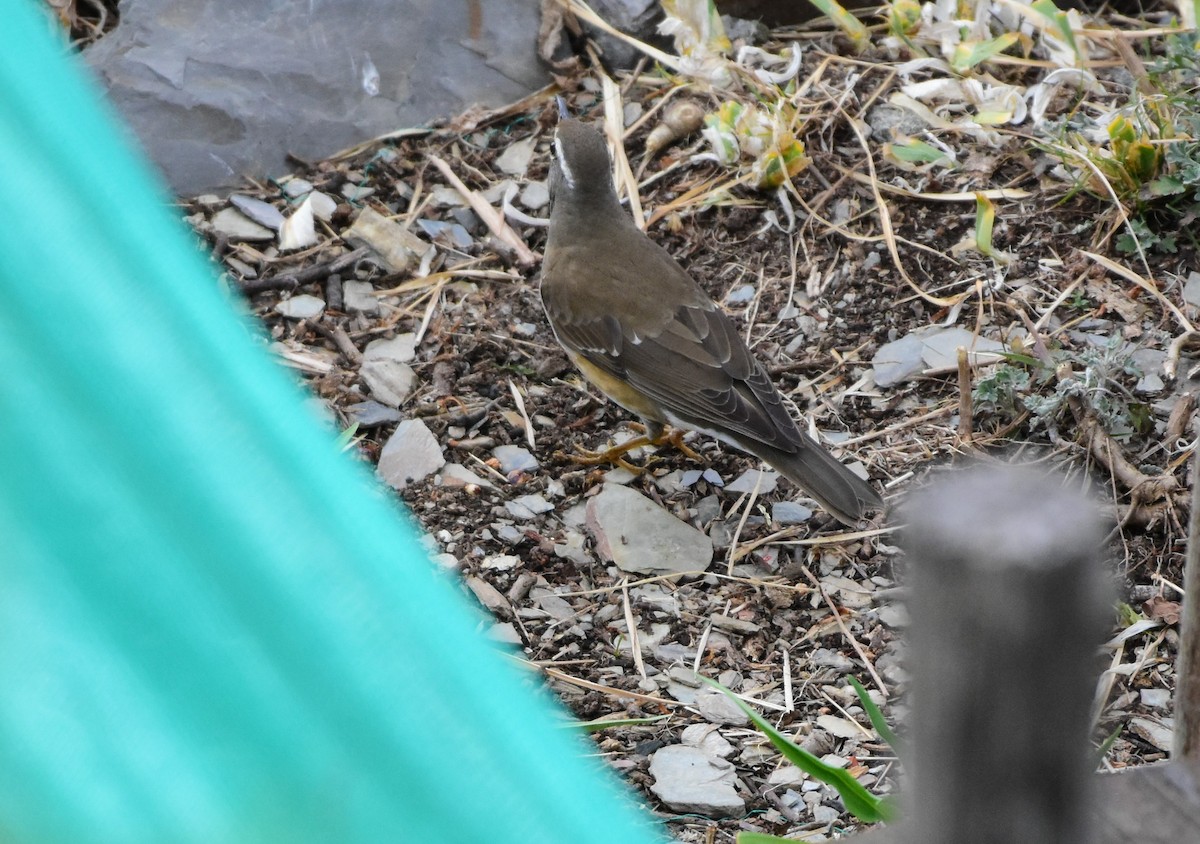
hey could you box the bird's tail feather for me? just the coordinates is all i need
[742,437,882,526]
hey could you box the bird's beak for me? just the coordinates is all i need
[555,95,569,121]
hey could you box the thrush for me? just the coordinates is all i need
[540,117,883,526]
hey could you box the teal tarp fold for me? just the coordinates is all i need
[0,5,663,842]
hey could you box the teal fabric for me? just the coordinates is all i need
[0,6,662,842]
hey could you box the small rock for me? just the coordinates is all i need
[429,185,466,207]
[724,469,779,494]
[867,102,931,140]
[495,136,537,176]
[1184,271,1200,309]
[680,723,735,759]
[482,554,521,570]
[726,284,756,304]
[377,419,445,489]
[648,746,745,818]
[695,689,751,726]
[282,178,315,197]
[508,494,554,519]
[493,444,539,475]
[466,576,509,613]
[431,552,460,570]
[211,207,275,241]
[344,206,426,272]
[694,495,722,524]
[451,207,483,234]
[440,462,496,490]
[767,766,807,786]
[530,586,575,621]
[360,359,416,407]
[809,648,855,672]
[586,484,714,576]
[654,470,687,494]
[343,280,380,314]
[603,466,639,485]
[306,191,337,221]
[553,530,592,565]
[229,194,284,230]
[874,325,1006,387]
[875,603,910,628]
[519,180,550,210]
[486,623,523,645]
[341,182,376,201]
[275,294,326,319]
[817,714,865,739]
[1128,715,1173,751]
[417,218,474,250]
[1140,688,1171,709]
[494,524,523,544]
[346,400,403,427]
[772,501,813,524]
[813,804,842,825]
[364,334,417,364]
[1132,347,1167,394]
[710,614,760,635]
[224,255,257,278]
[359,336,419,407]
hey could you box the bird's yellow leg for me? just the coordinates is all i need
[653,427,703,462]
[558,423,702,470]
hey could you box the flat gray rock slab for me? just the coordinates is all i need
[872,324,1006,387]
[275,294,326,320]
[377,419,444,490]
[492,444,539,476]
[359,334,418,407]
[695,689,751,726]
[586,483,714,576]
[86,0,549,195]
[648,745,746,818]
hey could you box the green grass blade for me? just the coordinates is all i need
[847,677,902,754]
[698,677,894,823]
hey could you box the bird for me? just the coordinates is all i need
[539,116,883,526]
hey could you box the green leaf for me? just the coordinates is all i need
[334,421,360,452]
[1147,175,1185,197]
[1116,602,1142,627]
[805,0,871,52]
[1096,724,1124,761]
[1031,0,1081,63]
[973,192,1012,264]
[950,32,1019,73]
[698,676,895,823]
[886,138,952,165]
[996,351,1043,367]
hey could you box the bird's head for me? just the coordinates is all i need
[549,118,618,210]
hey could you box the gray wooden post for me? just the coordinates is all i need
[899,465,1109,844]
[1175,444,1200,762]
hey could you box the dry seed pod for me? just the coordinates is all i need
[644,100,705,158]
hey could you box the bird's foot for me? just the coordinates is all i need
[558,424,703,472]
[560,436,654,473]
[652,427,703,462]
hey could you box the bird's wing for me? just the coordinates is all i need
[543,268,804,452]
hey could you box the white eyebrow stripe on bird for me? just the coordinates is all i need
[553,136,576,189]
